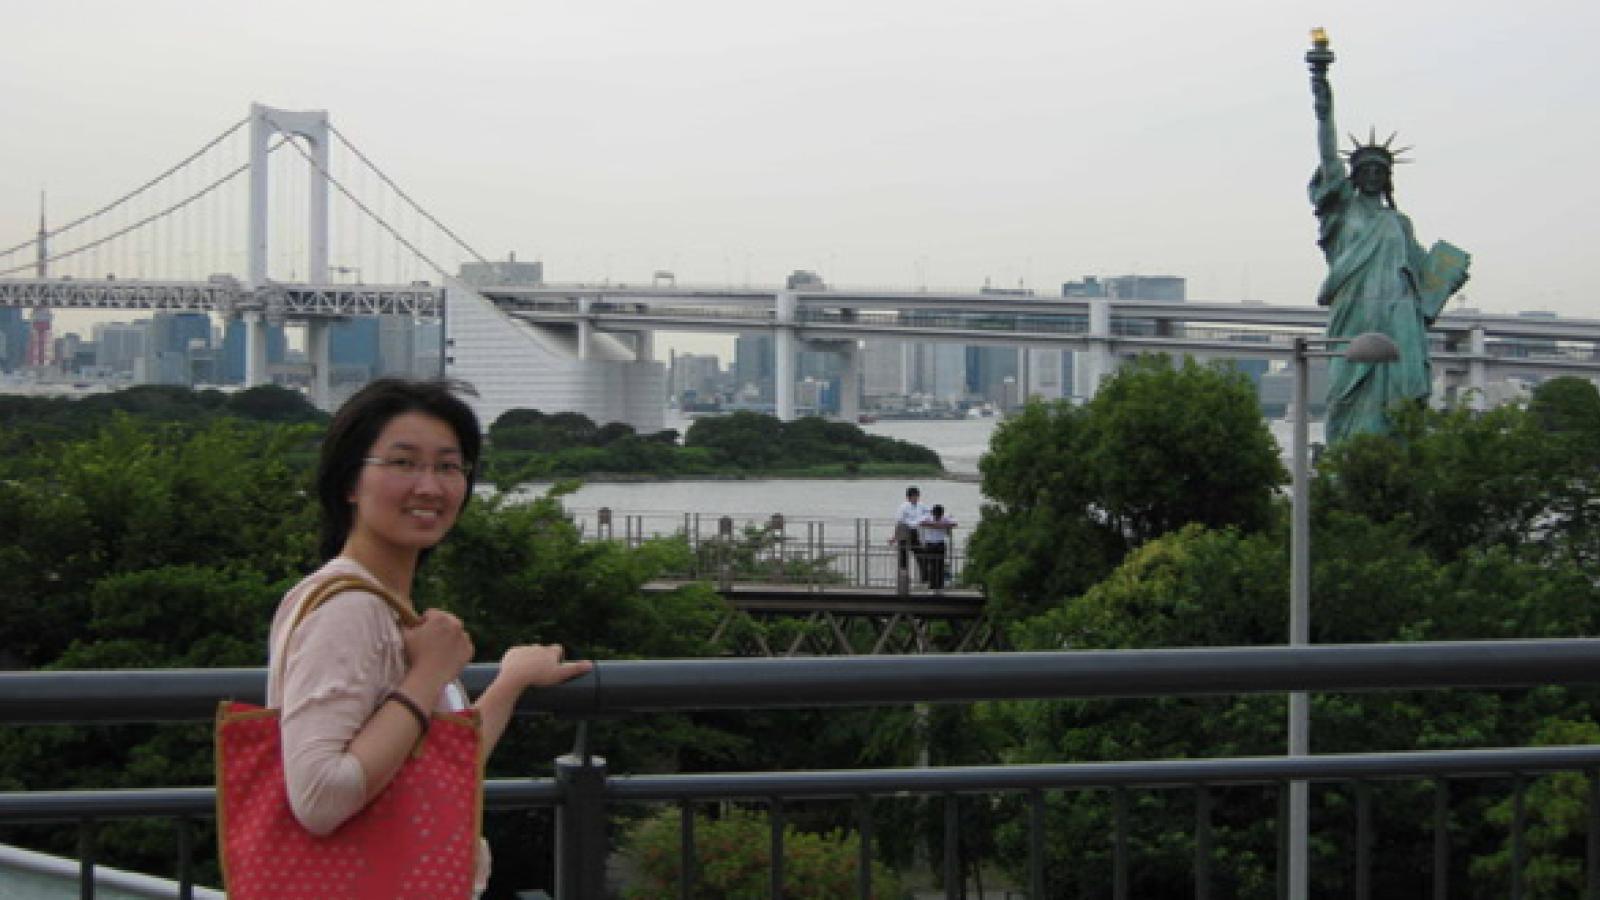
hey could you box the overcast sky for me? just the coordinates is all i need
[3,1,1596,357]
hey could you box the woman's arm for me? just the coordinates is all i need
[347,610,471,800]
[474,645,594,757]
[280,601,472,835]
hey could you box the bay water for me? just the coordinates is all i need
[508,413,1312,548]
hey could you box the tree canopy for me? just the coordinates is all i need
[967,356,1285,619]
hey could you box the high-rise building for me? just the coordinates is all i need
[0,307,26,372]
[670,352,723,407]
[143,313,212,386]
[413,320,444,378]
[860,339,908,399]
[93,321,148,376]
[1106,275,1186,302]
[965,346,1018,404]
[733,333,774,401]
[219,319,288,384]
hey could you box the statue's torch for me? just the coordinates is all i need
[1306,27,1335,76]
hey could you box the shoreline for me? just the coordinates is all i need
[499,469,971,486]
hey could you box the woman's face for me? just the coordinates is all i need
[345,411,470,557]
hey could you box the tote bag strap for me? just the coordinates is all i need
[274,574,419,691]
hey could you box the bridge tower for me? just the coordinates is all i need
[27,194,50,368]
[244,104,332,400]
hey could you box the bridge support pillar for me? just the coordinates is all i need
[633,330,653,362]
[774,291,796,421]
[1468,326,1488,411]
[577,299,591,362]
[305,319,332,410]
[1080,296,1113,399]
[839,340,860,423]
[242,311,268,388]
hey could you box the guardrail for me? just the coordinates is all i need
[585,511,971,590]
[7,641,1600,898]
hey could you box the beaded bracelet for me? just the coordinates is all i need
[385,690,430,737]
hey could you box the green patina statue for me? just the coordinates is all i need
[1306,29,1471,442]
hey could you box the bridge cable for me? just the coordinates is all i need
[328,124,490,266]
[268,117,451,280]
[0,117,250,258]
[0,137,286,278]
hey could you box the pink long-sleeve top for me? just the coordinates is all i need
[266,557,489,891]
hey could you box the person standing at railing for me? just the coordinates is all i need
[260,378,592,897]
[892,484,928,586]
[918,504,958,591]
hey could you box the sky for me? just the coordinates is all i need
[2,0,1596,359]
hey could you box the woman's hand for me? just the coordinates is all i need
[402,609,474,684]
[499,644,593,691]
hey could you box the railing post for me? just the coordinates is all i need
[857,795,874,900]
[176,816,194,900]
[943,793,960,900]
[1113,787,1130,900]
[1588,769,1599,899]
[554,744,609,900]
[1355,780,1372,900]
[718,515,733,591]
[1512,774,1527,900]
[680,802,696,898]
[1195,785,1213,900]
[1433,779,1450,900]
[770,796,786,900]
[78,818,95,900]
[1029,788,1047,900]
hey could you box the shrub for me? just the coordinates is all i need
[621,806,904,899]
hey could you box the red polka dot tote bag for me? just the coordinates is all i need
[215,576,483,900]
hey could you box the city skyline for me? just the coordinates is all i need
[3,1,1597,362]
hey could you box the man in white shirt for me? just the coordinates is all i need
[893,485,928,587]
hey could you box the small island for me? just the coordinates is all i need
[484,409,944,486]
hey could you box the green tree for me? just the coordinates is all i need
[967,356,1284,619]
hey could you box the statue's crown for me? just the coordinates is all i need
[1346,127,1413,170]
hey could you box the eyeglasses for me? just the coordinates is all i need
[362,457,473,479]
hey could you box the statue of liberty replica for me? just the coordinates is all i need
[1306,29,1471,442]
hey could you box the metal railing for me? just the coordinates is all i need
[586,511,971,590]
[7,640,1600,898]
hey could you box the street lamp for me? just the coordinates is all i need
[1287,331,1400,899]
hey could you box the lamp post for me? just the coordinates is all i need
[1287,331,1399,900]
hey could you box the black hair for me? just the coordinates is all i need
[906,485,921,496]
[316,378,482,561]
[931,504,945,518]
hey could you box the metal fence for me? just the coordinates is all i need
[584,510,970,590]
[6,641,1600,898]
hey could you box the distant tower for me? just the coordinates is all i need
[27,308,53,367]
[35,191,47,277]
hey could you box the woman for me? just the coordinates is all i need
[266,378,592,893]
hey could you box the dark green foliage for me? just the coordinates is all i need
[967,355,1285,619]
[483,408,940,483]
[986,389,1600,897]
[621,807,904,899]
[684,411,941,471]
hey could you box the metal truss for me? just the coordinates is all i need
[0,277,441,320]
[706,588,1006,656]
